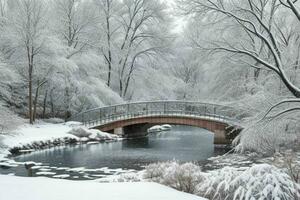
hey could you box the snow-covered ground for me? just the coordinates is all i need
[1,122,76,149]
[0,175,205,200]
[0,121,120,156]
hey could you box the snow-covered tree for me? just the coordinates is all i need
[8,0,49,124]
[178,0,300,153]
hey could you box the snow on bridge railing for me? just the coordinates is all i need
[67,101,248,127]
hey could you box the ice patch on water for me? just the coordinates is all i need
[53,174,70,179]
[36,171,56,175]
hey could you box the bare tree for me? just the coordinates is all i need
[95,0,117,87]
[117,0,169,98]
[12,0,47,123]
[94,0,170,97]
[55,0,95,59]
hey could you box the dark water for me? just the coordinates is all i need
[0,126,229,180]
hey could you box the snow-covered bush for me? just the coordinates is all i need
[64,121,83,127]
[200,164,300,200]
[88,129,118,140]
[144,162,168,181]
[273,151,300,184]
[144,161,300,199]
[98,172,143,183]
[43,118,65,124]
[68,127,92,138]
[144,161,205,193]
[234,116,300,154]
[68,127,119,141]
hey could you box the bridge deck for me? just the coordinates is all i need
[68,101,245,129]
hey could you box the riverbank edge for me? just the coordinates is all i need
[0,121,122,161]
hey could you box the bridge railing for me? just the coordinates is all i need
[68,101,246,127]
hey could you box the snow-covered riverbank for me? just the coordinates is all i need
[0,121,123,172]
[0,121,120,157]
[0,175,205,200]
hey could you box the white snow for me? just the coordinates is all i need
[0,175,205,200]
[161,124,172,130]
[0,121,119,154]
[148,125,163,133]
[36,171,57,176]
[147,124,172,133]
[52,174,70,179]
[0,162,18,168]
[31,166,43,169]
[2,122,77,148]
[0,149,9,161]
[38,168,52,172]
[67,126,119,141]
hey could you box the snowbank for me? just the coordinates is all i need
[0,121,119,155]
[68,127,119,141]
[0,175,205,200]
[0,149,9,161]
[2,122,76,149]
[0,105,25,133]
[147,124,172,133]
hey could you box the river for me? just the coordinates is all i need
[0,125,229,180]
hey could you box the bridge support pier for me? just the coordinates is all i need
[113,127,124,136]
[214,130,230,145]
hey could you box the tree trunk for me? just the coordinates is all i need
[119,79,123,96]
[50,89,55,117]
[27,47,33,124]
[123,71,133,98]
[42,90,48,118]
[51,101,54,117]
[107,53,112,87]
[33,80,40,122]
[64,87,70,121]
[254,68,261,81]
[123,61,135,98]
[106,0,112,87]
[278,72,300,98]
[28,69,33,124]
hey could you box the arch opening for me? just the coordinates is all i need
[93,116,239,144]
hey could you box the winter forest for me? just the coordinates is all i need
[0,0,300,199]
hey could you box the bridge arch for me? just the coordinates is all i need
[68,101,245,144]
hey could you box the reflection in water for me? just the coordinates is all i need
[0,126,229,179]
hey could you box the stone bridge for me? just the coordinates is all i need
[68,101,247,144]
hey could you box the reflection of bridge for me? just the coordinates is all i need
[68,101,246,144]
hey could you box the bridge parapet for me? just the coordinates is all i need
[68,101,247,128]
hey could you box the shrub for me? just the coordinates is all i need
[144,161,300,200]
[200,164,300,200]
[144,161,205,193]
